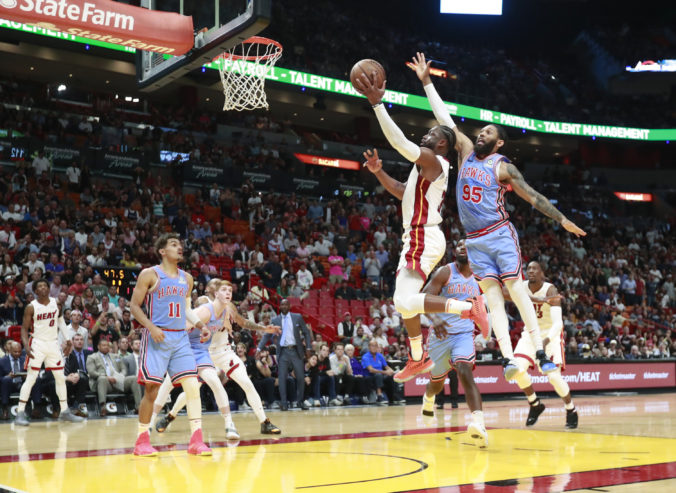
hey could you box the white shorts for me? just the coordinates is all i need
[27,338,64,371]
[397,226,445,282]
[210,346,248,382]
[514,332,565,372]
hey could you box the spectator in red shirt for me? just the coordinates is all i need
[68,272,87,296]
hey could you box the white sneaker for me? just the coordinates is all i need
[225,421,240,440]
[329,399,341,407]
[467,422,488,448]
[303,400,312,408]
[421,394,435,417]
[313,399,321,407]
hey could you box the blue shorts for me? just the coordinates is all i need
[465,221,522,283]
[193,346,215,369]
[428,331,476,381]
[138,329,197,385]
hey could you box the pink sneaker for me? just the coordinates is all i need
[133,431,158,457]
[462,297,490,339]
[188,429,212,456]
[393,351,434,383]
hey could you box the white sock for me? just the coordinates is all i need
[409,335,423,361]
[481,281,514,359]
[505,279,544,351]
[138,422,150,437]
[445,299,472,314]
[527,393,538,404]
[471,410,485,427]
[423,392,435,403]
[150,413,157,428]
[221,410,232,426]
[18,401,27,413]
[565,401,575,411]
[189,419,201,434]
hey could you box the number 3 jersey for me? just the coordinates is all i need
[456,152,511,235]
[146,265,188,330]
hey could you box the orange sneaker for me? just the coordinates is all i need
[133,431,158,457]
[187,429,212,456]
[462,297,490,339]
[393,352,434,383]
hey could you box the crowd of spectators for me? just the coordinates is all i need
[267,0,674,128]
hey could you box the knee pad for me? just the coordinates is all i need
[547,369,570,398]
[514,369,532,389]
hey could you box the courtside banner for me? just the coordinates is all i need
[404,361,676,396]
[0,0,193,54]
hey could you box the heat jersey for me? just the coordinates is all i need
[527,282,554,332]
[432,263,481,335]
[30,297,59,341]
[146,265,188,330]
[401,155,449,230]
[456,152,511,235]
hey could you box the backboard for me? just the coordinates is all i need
[136,0,271,91]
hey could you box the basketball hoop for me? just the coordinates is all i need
[217,36,282,112]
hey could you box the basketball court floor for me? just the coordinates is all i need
[0,393,674,492]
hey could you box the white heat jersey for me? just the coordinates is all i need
[401,155,449,230]
[31,298,59,341]
[527,282,553,332]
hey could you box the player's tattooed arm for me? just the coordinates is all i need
[229,302,280,334]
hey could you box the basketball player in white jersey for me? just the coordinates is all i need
[411,53,586,380]
[512,262,578,428]
[154,280,282,436]
[356,74,489,384]
[16,278,84,425]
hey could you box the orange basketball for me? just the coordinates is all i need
[350,59,386,93]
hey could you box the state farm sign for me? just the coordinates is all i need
[404,362,676,396]
[0,0,193,54]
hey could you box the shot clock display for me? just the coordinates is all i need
[99,267,139,298]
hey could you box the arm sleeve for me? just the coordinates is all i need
[547,306,564,342]
[423,83,456,129]
[58,316,69,340]
[373,105,421,163]
[185,306,203,328]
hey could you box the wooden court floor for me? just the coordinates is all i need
[0,393,674,492]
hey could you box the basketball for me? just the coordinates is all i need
[350,59,386,93]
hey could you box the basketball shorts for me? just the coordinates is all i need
[465,221,522,283]
[514,331,565,372]
[26,338,63,371]
[210,346,248,382]
[427,331,476,381]
[138,329,197,385]
[397,226,445,282]
[192,346,215,370]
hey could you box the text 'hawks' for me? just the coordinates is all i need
[155,286,187,299]
[444,284,480,298]
[458,165,493,187]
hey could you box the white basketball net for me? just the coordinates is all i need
[217,37,282,112]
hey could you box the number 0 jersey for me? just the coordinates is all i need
[456,152,511,235]
[146,265,189,330]
[31,297,59,341]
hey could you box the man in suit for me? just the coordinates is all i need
[0,341,43,420]
[86,339,127,416]
[258,299,312,411]
[64,333,92,417]
[121,338,143,412]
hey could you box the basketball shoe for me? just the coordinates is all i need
[421,393,435,417]
[260,418,281,434]
[187,429,212,456]
[393,352,434,383]
[467,422,488,448]
[461,297,491,339]
[155,413,175,433]
[526,399,546,426]
[536,350,557,374]
[133,431,158,457]
[566,408,578,429]
[225,419,240,440]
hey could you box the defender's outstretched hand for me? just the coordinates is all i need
[363,149,383,174]
[562,218,587,237]
[412,52,432,84]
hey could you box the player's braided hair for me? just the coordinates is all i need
[438,125,456,157]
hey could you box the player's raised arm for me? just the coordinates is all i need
[412,52,473,161]
[228,302,281,335]
[130,268,164,343]
[21,303,34,359]
[363,149,406,201]
[498,161,587,237]
[354,74,442,174]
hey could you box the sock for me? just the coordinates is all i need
[565,402,575,411]
[18,401,26,413]
[221,410,232,426]
[527,393,538,404]
[409,335,423,361]
[445,299,472,314]
[138,422,150,437]
[189,419,201,434]
[471,410,485,427]
[150,413,157,429]
[423,392,435,404]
